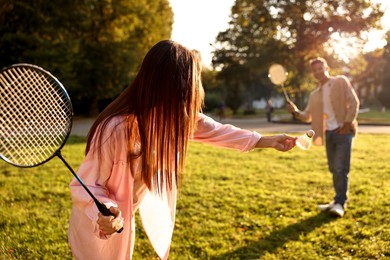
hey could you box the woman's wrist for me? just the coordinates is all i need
[255,136,274,148]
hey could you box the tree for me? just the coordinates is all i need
[201,67,225,113]
[379,31,390,109]
[213,0,383,110]
[212,0,291,113]
[0,0,77,69]
[68,0,173,115]
[0,0,173,115]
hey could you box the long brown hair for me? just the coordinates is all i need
[86,40,204,193]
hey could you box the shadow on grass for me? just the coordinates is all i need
[212,212,337,259]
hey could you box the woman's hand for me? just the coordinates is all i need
[97,206,124,236]
[256,134,297,151]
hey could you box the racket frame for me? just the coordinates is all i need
[0,63,123,232]
[0,63,73,168]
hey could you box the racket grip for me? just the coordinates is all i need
[97,202,124,233]
[56,152,124,233]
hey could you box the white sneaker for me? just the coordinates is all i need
[317,201,335,212]
[329,203,344,217]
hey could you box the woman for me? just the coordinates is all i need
[68,40,296,259]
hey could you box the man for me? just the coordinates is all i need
[287,57,359,217]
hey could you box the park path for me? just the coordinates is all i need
[71,115,390,136]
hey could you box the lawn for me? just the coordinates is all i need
[1,133,389,259]
[357,109,390,125]
[231,107,390,125]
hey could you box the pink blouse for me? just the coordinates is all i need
[68,113,261,259]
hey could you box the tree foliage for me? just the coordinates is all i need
[201,67,225,113]
[213,0,383,110]
[0,0,173,115]
[379,31,390,109]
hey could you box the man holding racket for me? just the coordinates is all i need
[287,57,359,217]
[68,40,297,259]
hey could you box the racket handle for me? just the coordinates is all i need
[56,152,123,233]
[96,201,124,233]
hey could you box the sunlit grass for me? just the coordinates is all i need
[357,109,390,124]
[228,108,390,125]
[1,134,389,259]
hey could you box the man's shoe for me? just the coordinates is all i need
[318,201,335,212]
[329,203,344,217]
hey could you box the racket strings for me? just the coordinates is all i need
[0,66,72,166]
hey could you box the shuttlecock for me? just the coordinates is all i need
[296,130,315,150]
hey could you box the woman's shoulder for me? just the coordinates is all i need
[94,115,133,141]
[104,114,137,130]
[105,115,128,129]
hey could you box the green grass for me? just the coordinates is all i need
[357,109,390,125]
[1,134,390,259]
[225,108,390,125]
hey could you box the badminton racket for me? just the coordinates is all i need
[268,63,291,102]
[0,63,123,232]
